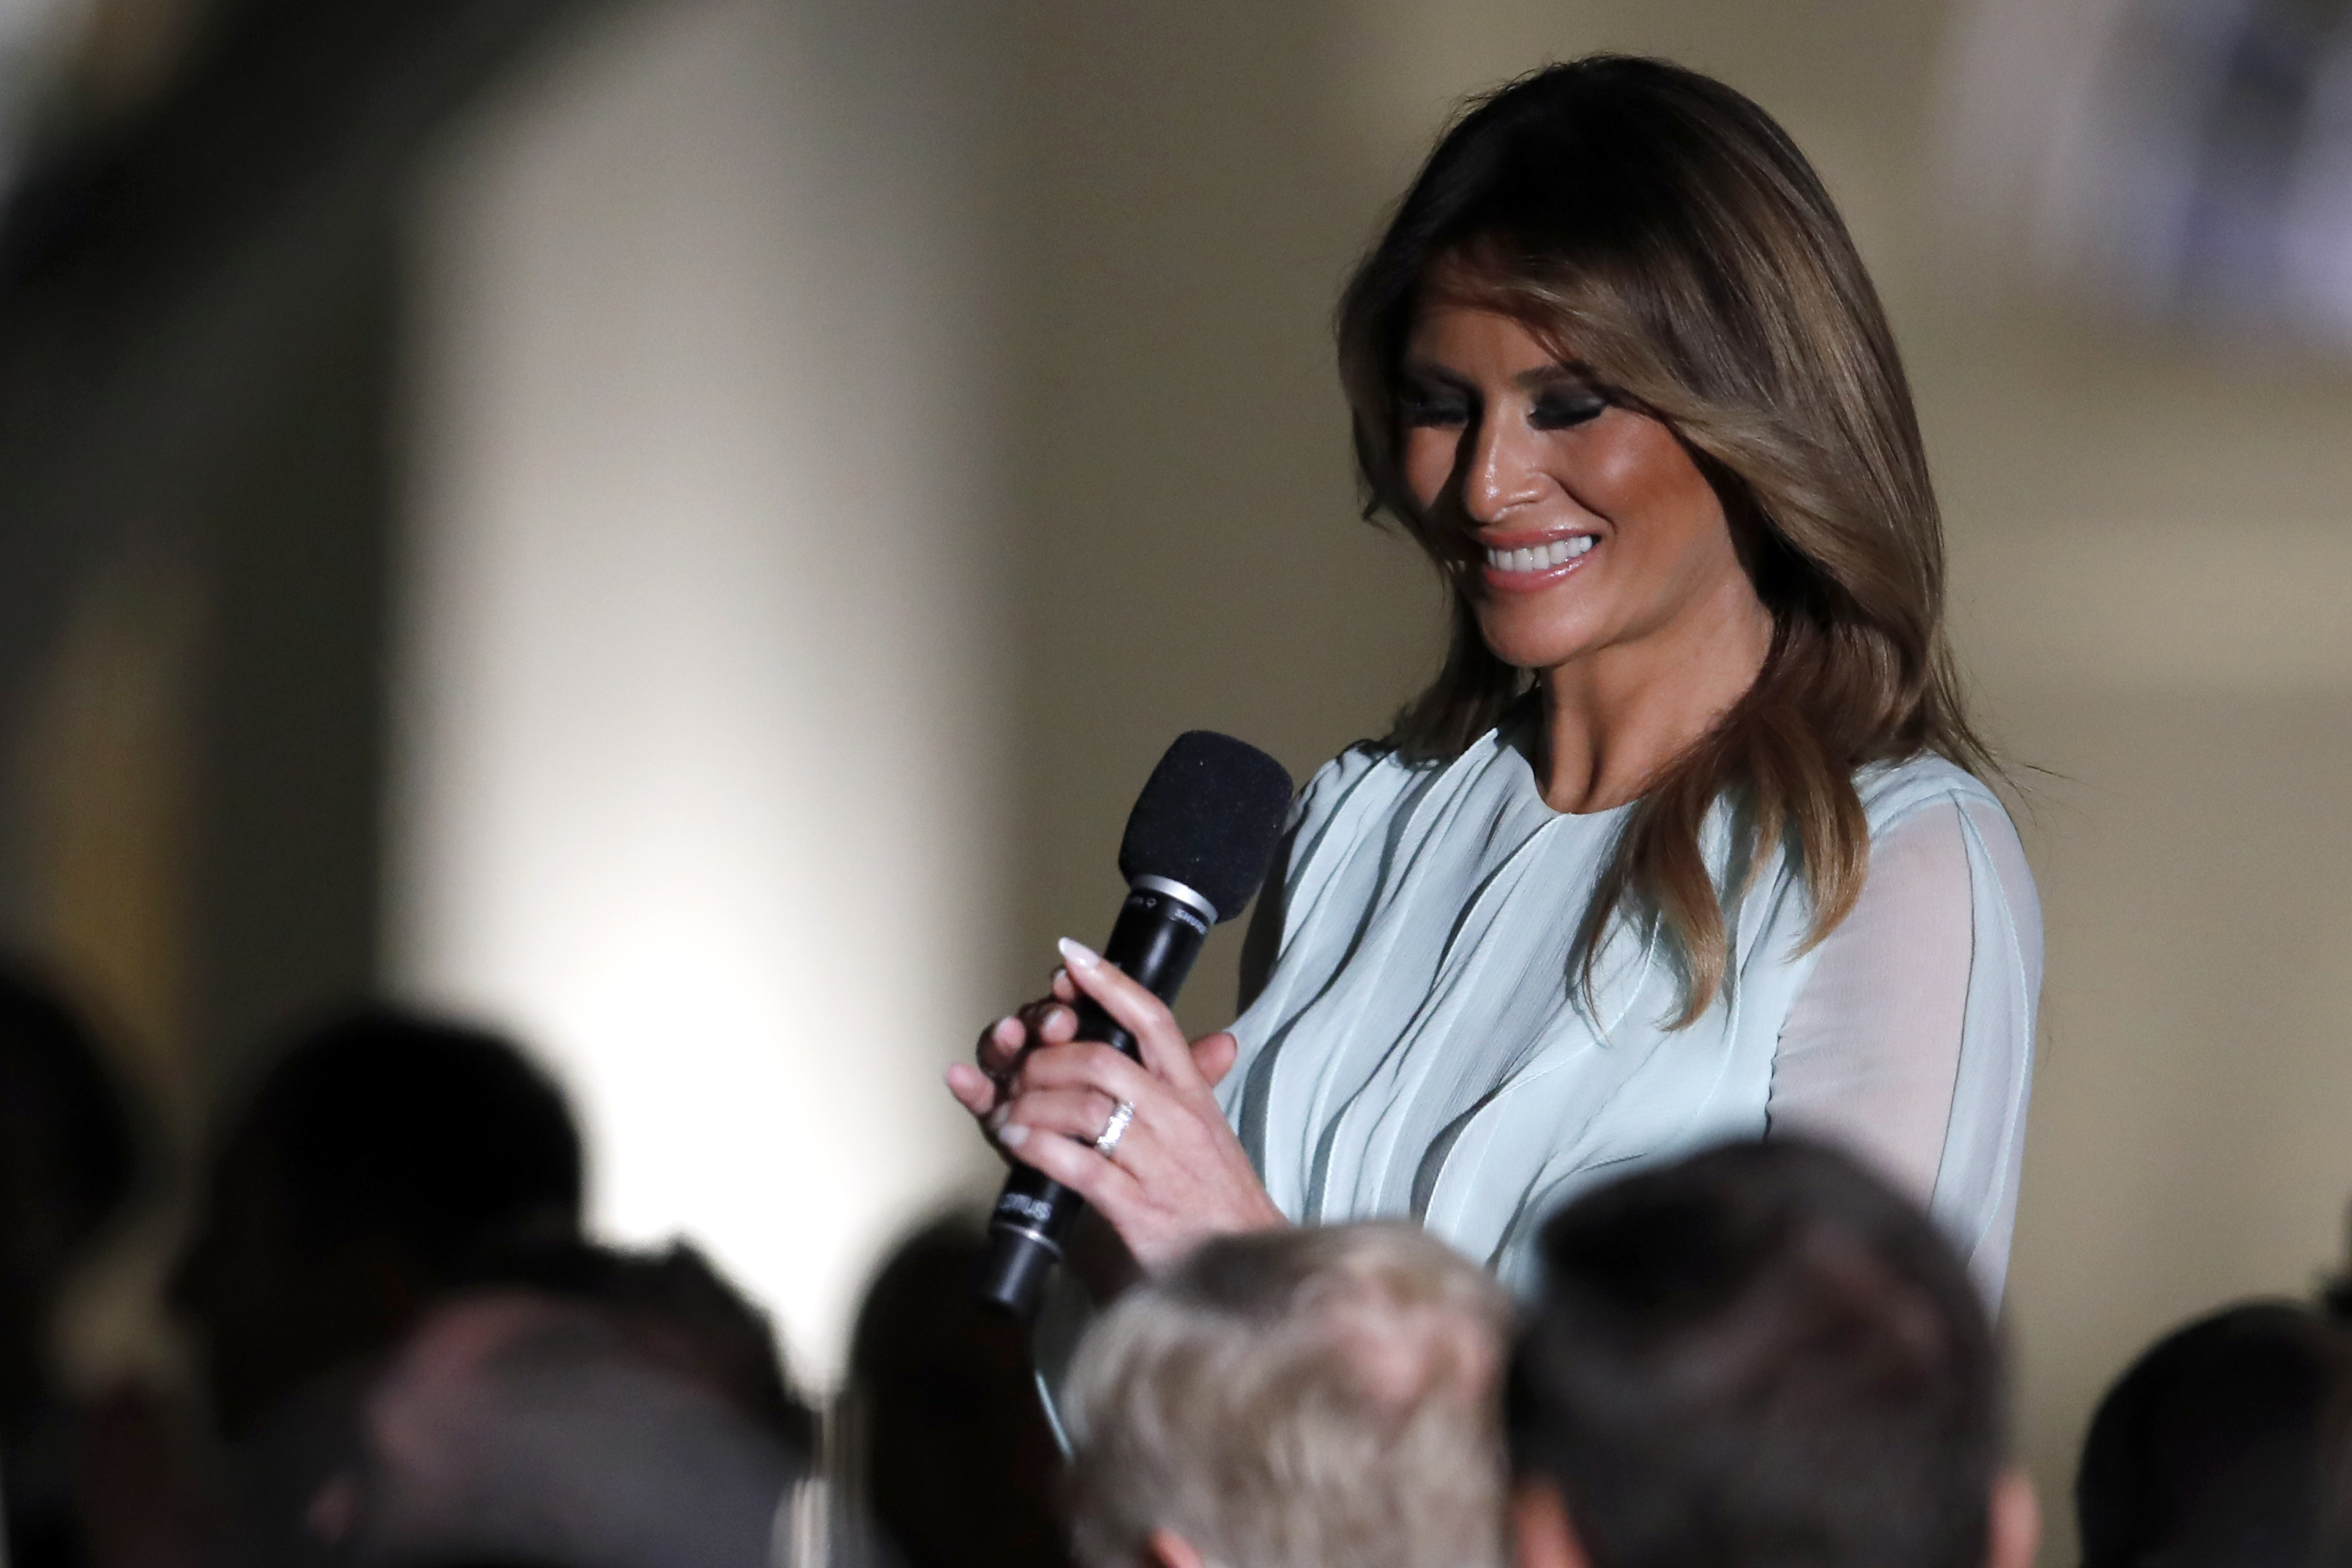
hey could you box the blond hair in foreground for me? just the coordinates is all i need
[1064,1222,1512,1568]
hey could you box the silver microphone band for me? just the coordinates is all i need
[1130,874,1219,926]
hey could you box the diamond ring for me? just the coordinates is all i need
[1093,1098,1137,1158]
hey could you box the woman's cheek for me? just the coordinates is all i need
[1400,432,1457,514]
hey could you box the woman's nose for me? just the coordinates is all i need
[1461,412,1545,524]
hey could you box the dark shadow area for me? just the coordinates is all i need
[848,1213,1072,1568]
[0,962,141,1568]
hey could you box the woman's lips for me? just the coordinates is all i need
[1476,531,1598,591]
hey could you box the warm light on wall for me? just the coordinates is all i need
[386,0,1007,1386]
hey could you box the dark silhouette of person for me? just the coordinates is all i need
[0,963,141,1568]
[1508,1140,2039,1568]
[295,1239,815,1568]
[2077,1302,2352,1568]
[847,1212,1072,1568]
[170,1006,583,1442]
[440,1236,817,1457]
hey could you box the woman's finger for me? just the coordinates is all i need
[1014,1040,1159,1108]
[975,1015,1026,1078]
[1017,997,1079,1047]
[1055,938,1203,1088]
[1192,1031,1240,1089]
[998,1086,1121,1145]
[998,1118,1147,1220]
[944,1061,999,1118]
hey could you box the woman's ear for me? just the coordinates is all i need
[1985,1468,2042,1568]
[1512,1478,1591,1568]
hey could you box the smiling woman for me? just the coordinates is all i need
[950,56,2042,1324]
[1393,299,1775,823]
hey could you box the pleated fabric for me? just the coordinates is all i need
[1221,715,2042,1302]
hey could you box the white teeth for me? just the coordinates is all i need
[1485,537,1596,572]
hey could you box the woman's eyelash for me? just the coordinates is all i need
[1530,389,1607,428]
[1401,391,1471,426]
[1400,382,1605,430]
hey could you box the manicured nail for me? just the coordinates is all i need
[1058,937,1102,970]
[998,1123,1030,1149]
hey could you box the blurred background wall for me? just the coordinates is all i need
[387,0,1014,1387]
[2,0,2351,1552]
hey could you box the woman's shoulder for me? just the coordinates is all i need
[1291,739,1416,835]
[1853,753,2012,836]
[1843,753,2043,985]
[1285,731,1518,863]
[1849,756,2034,914]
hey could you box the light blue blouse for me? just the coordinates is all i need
[1220,717,2042,1302]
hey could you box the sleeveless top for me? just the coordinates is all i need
[1220,715,2043,1302]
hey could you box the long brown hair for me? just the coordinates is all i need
[1335,56,1997,1026]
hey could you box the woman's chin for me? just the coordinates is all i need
[1474,613,1600,675]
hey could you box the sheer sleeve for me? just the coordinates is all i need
[1769,795,2042,1304]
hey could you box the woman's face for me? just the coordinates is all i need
[1400,302,1760,676]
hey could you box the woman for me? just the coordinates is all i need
[947,56,2039,1303]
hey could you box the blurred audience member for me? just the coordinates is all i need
[2077,1302,2352,1568]
[1061,1221,1510,1568]
[0,965,140,1568]
[1508,1140,2039,1568]
[170,1006,583,1441]
[848,1213,1072,1568]
[295,1239,810,1568]
[450,1239,815,1457]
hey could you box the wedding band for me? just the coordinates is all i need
[1094,1099,1136,1158]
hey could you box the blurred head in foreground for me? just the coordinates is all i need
[1064,1220,1512,1568]
[0,964,135,1436]
[2077,1302,2352,1568]
[1508,1140,2036,1568]
[305,1240,809,1568]
[171,1006,583,1437]
[848,1212,1072,1568]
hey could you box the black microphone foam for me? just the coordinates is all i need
[1116,731,1295,921]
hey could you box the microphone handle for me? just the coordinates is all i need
[975,882,1212,1318]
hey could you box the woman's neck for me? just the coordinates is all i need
[1534,587,1775,815]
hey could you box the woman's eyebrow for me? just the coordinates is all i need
[1400,358,1472,386]
[1513,362,1590,390]
[1399,359,1590,390]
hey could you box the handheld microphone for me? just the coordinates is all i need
[974,730,1294,1320]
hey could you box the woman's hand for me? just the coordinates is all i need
[945,971,1083,1161]
[944,938,1285,1273]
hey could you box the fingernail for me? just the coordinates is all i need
[992,1015,1020,1042]
[999,1124,1030,1149]
[1058,937,1102,970]
[986,1105,1009,1132]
